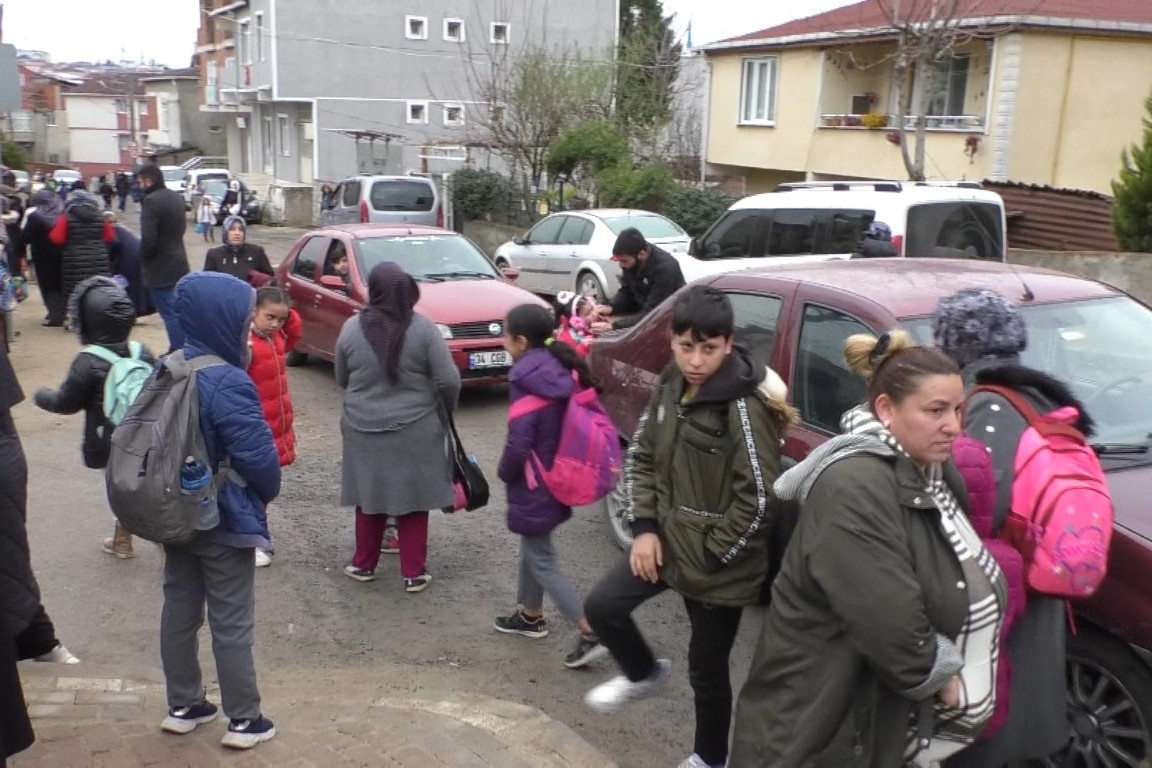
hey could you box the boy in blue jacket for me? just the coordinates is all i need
[157,272,282,750]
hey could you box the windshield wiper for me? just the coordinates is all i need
[1092,442,1151,455]
[413,274,445,283]
[423,270,495,280]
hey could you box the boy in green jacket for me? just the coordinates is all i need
[583,286,793,768]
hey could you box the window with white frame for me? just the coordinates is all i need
[240,20,252,64]
[256,13,265,61]
[490,22,510,44]
[443,104,464,126]
[278,114,291,156]
[443,18,465,42]
[138,99,148,116]
[262,116,274,171]
[407,101,429,124]
[405,16,428,40]
[739,57,778,125]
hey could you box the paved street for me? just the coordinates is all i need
[9,213,768,767]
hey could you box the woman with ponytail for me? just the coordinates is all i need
[493,303,607,670]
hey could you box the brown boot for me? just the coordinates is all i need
[102,523,134,559]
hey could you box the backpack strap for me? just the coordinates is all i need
[127,340,142,360]
[83,344,122,366]
[508,394,555,422]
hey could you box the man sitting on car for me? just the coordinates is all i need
[592,228,686,332]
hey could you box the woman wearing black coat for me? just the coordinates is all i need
[48,191,113,308]
[22,190,66,327]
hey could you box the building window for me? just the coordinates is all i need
[443,18,465,42]
[256,13,265,62]
[443,104,464,126]
[489,103,506,123]
[278,114,291,157]
[921,54,970,117]
[739,57,778,126]
[46,110,57,127]
[490,22,510,44]
[407,101,429,124]
[138,100,148,116]
[405,16,428,40]
[115,98,128,113]
[262,116,274,172]
[240,20,252,64]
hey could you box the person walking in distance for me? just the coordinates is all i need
[157,272,281,749]
[115,172,131,213]
[21,189,67,327]
[48,190,114,311]
[197,197,215,243]
[582,287,791,768]
[136,164,190,352]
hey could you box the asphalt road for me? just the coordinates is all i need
[14,213,768,767]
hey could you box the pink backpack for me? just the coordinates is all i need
[507,377,622,507]
[970,385,1113,598]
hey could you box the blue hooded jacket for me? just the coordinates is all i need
[498,348,574,536]
[174,271,281,548]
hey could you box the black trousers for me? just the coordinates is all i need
[15,605,59,660]
[585,556,743,766]
[1,636,34,759]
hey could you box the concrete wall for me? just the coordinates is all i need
[1009,250,1152,307]
[463,220,523,258]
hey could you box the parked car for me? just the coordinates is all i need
[190,178,261,225]
[492,209,690,301]
[51,169,82,187]
[588,257,1152,767]
[691,180,1007,265]
[320,174,443,228]
[161,165,188,194]
[183,168,231,209]
[275,224,546,385]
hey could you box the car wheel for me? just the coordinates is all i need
[1042,627,1152,767]
[603,477,632,550]
[285,350,309,367]
[577,272,606,304]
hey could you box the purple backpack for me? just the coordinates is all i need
[507,376,622,506]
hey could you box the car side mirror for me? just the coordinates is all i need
[319,275,347,291]
[513,236,530,246]
[500,266,520,282]
[688,238,699,256]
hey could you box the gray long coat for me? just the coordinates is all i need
[335,313,461,515]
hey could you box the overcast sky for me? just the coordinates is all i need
[3,0,855,67]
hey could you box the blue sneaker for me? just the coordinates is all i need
[160,700,218,734]
[221,715,276,749]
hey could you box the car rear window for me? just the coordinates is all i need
[163,168,187,181]
[905,202,1003,260]
[370,180,436,212]
[603,215,685,239]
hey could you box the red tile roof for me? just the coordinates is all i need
[713,0,1152,47]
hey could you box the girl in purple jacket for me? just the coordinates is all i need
[493,304,608,670]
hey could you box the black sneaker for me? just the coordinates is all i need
[494,610,549,638]
[221,715,276,749]
[564,635,609,669]
[160,699,218,734]
[404,573,432,593]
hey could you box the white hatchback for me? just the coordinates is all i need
[493,209,689,301]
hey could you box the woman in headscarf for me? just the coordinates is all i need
[215,180,243,227]
[203,216,274,285]
[48,190,113,311]
[334,261,461,593]
[21,189,67,326]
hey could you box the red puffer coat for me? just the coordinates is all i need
[247,309,301,466]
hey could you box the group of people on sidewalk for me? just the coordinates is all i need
[2,200,1075,768]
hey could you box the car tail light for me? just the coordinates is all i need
[436,205,444,229]
[359,200,369,223]
[891,234,904,256]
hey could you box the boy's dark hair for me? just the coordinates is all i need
[612,227,648,257]
[135,164,163,187]
[255,285,291,309]
[505,303,597,389]
[670,286,734,342]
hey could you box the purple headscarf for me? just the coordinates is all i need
[359,261,420,383]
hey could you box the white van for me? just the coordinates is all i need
[183,168,231,209]
[681,181,1007,282]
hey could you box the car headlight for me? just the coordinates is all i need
[436,323,453,340]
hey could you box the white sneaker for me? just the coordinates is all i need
[584,658,671,713]
[35,644,80,664]
[254,549,272,568]
[678,754,720,768]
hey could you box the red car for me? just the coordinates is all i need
[276,224,549,384]
[589,258,1152,766]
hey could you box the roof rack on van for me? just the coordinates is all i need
[773,180,984,193]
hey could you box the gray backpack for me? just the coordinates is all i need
[105,351,230,545]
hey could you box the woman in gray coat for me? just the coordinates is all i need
[934,289,1076,765]
[336,261,461,593]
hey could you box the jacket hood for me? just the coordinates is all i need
[65,191,105,222]
[68,276,135,345]
[775,405,895,504]
[174,272,255,366]
[971,362,1096,438]
[510,347,575,399]
[690,345,761,404]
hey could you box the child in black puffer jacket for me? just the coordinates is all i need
[34,275,154,559]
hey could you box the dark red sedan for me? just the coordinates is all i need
[589,258,1152,766]
[276,224,548,385]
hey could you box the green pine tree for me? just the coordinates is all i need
[616,0,682,138]
[1112,94,1152,253]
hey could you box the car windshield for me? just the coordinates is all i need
[200,180,228,199]
[369,180,435,212]
[602,215,686,239]
[163,168,187,181]
[354,235,499,282]
[903,296,1152,448]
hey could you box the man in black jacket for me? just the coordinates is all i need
[592,227,685,332]
[136,164,190,351]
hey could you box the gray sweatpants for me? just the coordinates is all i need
[160,537,261,720]
[516,533,584,625]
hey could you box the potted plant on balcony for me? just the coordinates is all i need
[824,115,844,127]
[862,112,889,129]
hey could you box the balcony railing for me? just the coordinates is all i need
[820,113,985,131]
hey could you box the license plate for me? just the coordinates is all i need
[468,350,511,369]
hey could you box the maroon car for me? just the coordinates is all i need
[276,224,548,385]
[589,258,1152,766]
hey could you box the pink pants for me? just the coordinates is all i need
[351,508,428,579]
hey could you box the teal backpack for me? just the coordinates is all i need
[84,341,153,426]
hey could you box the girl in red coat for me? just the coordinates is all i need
[247,286,300,567]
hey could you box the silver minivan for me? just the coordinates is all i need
[320,175,442,227]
